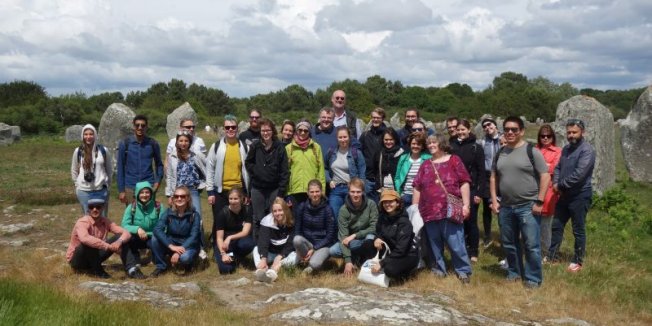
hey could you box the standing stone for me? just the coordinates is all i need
[389,112,401,129]
[0,123,20,146]
[166,102,197,140]
[620,86,652,183]
[553,95,615,194]
[65,125,84,142]
[98,103,136,165]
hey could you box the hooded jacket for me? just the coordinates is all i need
[294,197,337,250]
[452,134,487,197]
[71,124,112,192]
[206,137,250,195]
[245,139,290,197]
[153,206,201,250]
[338,195,378,263]
[376,208,418,267]
[121,181,164,237]
[257,213,295,258]
[285,139,326,195]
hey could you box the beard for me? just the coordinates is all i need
[567,136,581,144]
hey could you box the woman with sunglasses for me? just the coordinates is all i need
[71,124,112,215]
[285,120,325,208]
[325,126,366,220]
[245,118,290,240]
[151,186,201,277]
[536,124,561,257]
[254,198,296,283]
[451,119,486,262]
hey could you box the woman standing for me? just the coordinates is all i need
[280,120,295,145]
[394,133,431,204]
[286,120,325,207]
[413,134,472,283]
[372,128,404,192]
[536,124,561,257]
[368,189,419,281]
[245,118,289,239]
[213,187,255,274]
[165,132,207,216]
[452,119,486,262]
[151,186,201,277]
[254,198,297,283]
[293,179,337,274]
[325,126,366,218]
[71,124,112,215]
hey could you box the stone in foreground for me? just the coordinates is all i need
[80,281,195,308]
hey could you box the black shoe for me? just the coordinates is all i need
[93,269,111,279]
[150,268,166,278]
[128,268,146,279]
[458,273,470,284]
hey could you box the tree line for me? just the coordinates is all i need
[0,72,644,135]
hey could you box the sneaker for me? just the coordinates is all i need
[150,268,166,278]
[265,269,278,283]
[470,256,478,263]
[199,249,208,260]
[524,281,540,289]
[128,268,146,279]
[483,240,493,249]
[567,263,582,273]
[302,266,314,275]
[458,273,470,284]
[255,269,270,283]
[93,269,111,279]
[498,259,508,270]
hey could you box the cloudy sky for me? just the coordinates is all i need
[1,0,650,97]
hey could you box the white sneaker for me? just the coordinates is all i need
[255,269,270,283]
[199,249,208,260]
[265,269,278,283]
[499,259,509,270]
[302,266,314,275]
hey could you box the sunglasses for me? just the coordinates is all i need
[411,128,424,132]
[334,96,345,100]
[249,116,260,120]
[297,129,309,134]
[566,118,585,129]
[182,125,195,129]
[539,134,553,139]
[224,125,237,131]
[504,127,520,134]
[134,123,147,129]
[483,123,493,128]
[88,205,103,211]
[173,194,187,199]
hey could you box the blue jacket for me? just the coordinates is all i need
[324,146,366,184]
[153,208,201,250]
[117,135,164,192]
[554,138,595,197]
[294,197,337,250]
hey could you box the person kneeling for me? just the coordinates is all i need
[66,198,131,278]
[253,198,297,283]
[151,186,201,277]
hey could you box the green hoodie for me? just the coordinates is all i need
[121,181,164,236]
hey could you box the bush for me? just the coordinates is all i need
[592,185,650,236]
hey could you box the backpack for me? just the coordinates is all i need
[130,199,161,225]
[76,144,107,174]
[122,136,161,166]
[495,143,539,185]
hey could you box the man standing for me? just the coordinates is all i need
[446,116,460,151]
[166,118,206,156]
[397,108,434,150]
[359,107,387,202]
[547,119,595,273]
[331,90,362,139]
[490,116,550,288]
[312,107,338,163]
[238,109,262,146]
[479,117,502,247]
[117,115,164,204]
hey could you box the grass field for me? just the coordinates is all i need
[0,129,650,325]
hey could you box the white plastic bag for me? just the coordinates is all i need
[358,240,390,288]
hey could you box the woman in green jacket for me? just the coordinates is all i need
[394,132,431,204]
[285,120,326,207]
[120,181,164,278]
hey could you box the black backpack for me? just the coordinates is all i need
[495,143,539,185]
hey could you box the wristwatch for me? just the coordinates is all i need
[534,199,544,205]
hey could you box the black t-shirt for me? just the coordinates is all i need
[215,206,253,236]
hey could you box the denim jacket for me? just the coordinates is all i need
[324,146,366,184]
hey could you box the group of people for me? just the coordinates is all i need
[66,89,595,288]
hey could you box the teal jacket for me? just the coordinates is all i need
[394,152,432,195]
[121,181,165,236]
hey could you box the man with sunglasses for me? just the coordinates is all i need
[166,118,206,156]
[239,109,262,146]
[117,115,164,205]
[547,119,595,273]
[478,117,502,247]
[490,116,550,288]
[331,90,362,139]
[66,198,131,278]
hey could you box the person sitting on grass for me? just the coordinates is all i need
[293,179,337,275]
[253,198,297,283]
[120,181,163,279]
[329,177,377,277]
[213,187,255,275]
[150,186,201,277]
[66,198,131,279]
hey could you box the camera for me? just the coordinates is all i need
[84,172,95,182]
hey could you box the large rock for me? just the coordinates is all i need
[621,86,652,183]
[166,102,197,139]
[79,281,195,308]
[553,95,615,194]
[98,103,135,160]
[65,125,84,143]
[0,123,20,146]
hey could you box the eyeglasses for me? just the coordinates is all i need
[566,118,585,129]
[504,127,520,134]
[297,129,309,134]
[182,125,195,129]
[134,123,147,129]
[173,194,187,199]
[539,134,553,139]
[260,129,273,134]
[447,125,457,129]
[88,205,103,211]
[334,96,345,100]
[249,116,260,120]
[224,125,237,131]
[411,128,424,132]
[482,123,493,128]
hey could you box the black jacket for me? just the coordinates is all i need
[257,215,295,258]
[359,124,386,181]
[376,208,418,267]
[244,140,289,197]
[451,134,487,197]
[295,197,337,250]
[371,145,404,191]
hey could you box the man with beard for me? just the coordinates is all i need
[238,109,262,146]
[546,119,595,273]
[331,90,363,139]
[358,107,387,202]
[397,108,434,150]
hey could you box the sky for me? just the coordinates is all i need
[1,0,651,98]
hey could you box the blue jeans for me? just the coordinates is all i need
[151,235,198,270]
[214,236,255,274]
[328,184,349,223]
[548,193,591,265]
[424,219,472,277]
[329,233,375,262]
[401,194,413,206]
[76,186,109,216]
[499,202,542,284]
[366,181,379,204]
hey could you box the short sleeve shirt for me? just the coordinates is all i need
[492,144,548,206]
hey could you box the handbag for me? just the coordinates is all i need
[358,240,390,288]
[431,161,465,224]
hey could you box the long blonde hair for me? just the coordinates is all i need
[271,197,294,227]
